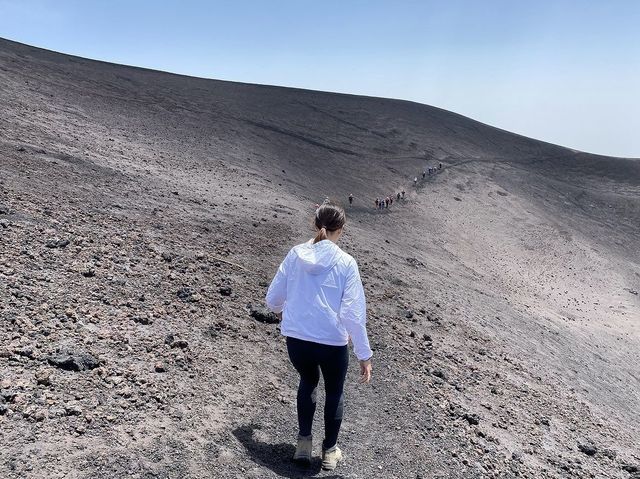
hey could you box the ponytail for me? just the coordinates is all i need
[312,201,346,244]
[313,226,328,244]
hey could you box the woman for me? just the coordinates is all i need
[265,202,373,471]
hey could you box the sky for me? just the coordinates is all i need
[1,0,639,158]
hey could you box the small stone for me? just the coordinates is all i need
[47,349,100,371]
[1,390,18,403]
[219,286,232,296]
[154,362,167,373]
[14,347,35,359]
[577,442,597,456]
[82,268,95,278]
[171,339,188,349]
[177,287,194,301]
[48,406,66,417]
[432,369,447,380]
[35,369,52,386]
[132,315,153,325]
[249,306,279,324]
[463,413,480,425]
[106,375,124,385]
[45,238,70,248]
[119,387,133,398]
[65,404,83,416]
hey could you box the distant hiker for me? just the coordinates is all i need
[265,202,373,471]
[348,194,353,206]
[396,192,401,200]
[413,177,418,186]
[438,162,442,170]
[389,196,393,206]
[323,196,330,205]
[375,198,379,209]
[401,189,405,199]
[422,170,426,179]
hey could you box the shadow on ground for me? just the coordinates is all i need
[233,425,343,478]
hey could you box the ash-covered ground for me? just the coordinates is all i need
[1,38,639,479]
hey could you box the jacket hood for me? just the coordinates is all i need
[294,240,341,275]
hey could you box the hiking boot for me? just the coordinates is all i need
[293,434,312,464]
[321,445,342,471]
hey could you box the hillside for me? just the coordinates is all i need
[1,38,639,479]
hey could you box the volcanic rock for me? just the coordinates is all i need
[577,443,597,456]
[249,306,279,324]
[47,349,100,371]
[177,287,195,301]
[35,370,52,386]
[45,238,70,248]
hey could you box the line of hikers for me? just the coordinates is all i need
[373,191,403,209]
[346,162,443,209]
[414,162,443,185]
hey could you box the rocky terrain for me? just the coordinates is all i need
[1,38,639,478]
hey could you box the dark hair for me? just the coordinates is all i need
[313,202,346,244]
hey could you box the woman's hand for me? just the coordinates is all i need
[359,359,372,383]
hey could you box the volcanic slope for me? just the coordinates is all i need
[1,38,639,479]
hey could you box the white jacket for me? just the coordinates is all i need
[266,239,373,361]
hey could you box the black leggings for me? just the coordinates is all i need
[286,336,349,449]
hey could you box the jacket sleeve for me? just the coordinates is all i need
[265,250,291,313]
[338,259,373,361]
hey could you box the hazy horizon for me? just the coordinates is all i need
[2,0,639,158]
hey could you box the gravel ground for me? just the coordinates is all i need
[1,38,639,479]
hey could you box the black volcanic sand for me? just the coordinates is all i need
[1,38,639,479]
